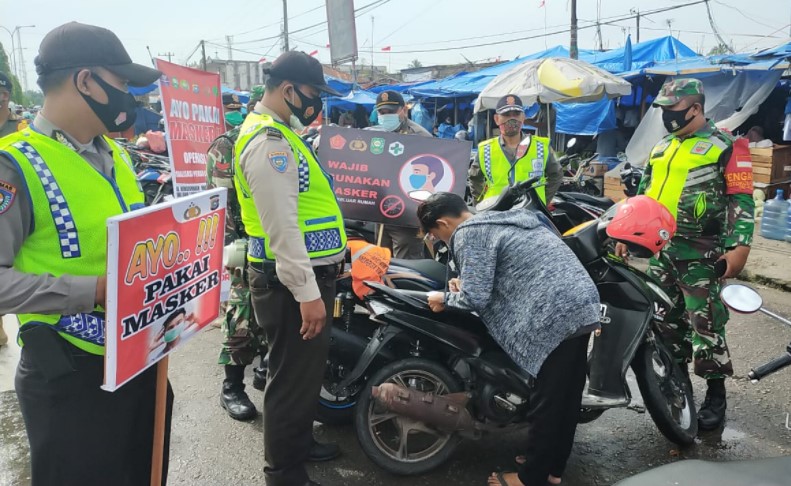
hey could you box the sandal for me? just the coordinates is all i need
[488,471,520,486]
[511,458,562,485]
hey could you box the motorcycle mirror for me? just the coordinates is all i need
[624,162,632,170]
[566,137,577,149]
[720,284,763,314]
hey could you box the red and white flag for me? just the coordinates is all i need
[381,46,392,52]
[539,0,545,7]
[258,57,267,64]
[309,50,319,56]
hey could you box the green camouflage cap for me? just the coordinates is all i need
[653,78,704,107]
[249,85,265,103]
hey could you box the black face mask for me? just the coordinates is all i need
[662,104,696,133]
[75,71,137,132]
[285,85,323,126]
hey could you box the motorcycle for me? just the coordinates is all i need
[620,161,644,198]
[614,283,791,486]
[320,178,697,475]
[117,139,174,205]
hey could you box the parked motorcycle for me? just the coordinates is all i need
[320,179,696,475]
[117,139,174,205]
[614,283,791,486]
[620,161,644,198]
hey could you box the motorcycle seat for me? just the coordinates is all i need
[561,192,614,209]
[389,258,447,285]
[613,456,791,486]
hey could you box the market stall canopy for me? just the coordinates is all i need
[474,57,632,112]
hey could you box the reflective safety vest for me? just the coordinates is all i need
[644,132,729,220]
[479,135,550,204]
[233,113,347,262]
[0,128,145,355]
[347,239,391,299]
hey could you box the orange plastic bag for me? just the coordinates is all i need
[347,240,391,299]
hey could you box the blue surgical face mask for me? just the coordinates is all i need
[409,174,427,189]
[379,113,401,132]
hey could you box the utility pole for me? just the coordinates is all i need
[0,26,17,80]
[570,0,578,59]
[16,29,28,92]
[226,35,233,60]
[371,16,375,79]
[630,8,641,43]
[201,40,207,71]
[282,0,289,52]
[158,52,174,63]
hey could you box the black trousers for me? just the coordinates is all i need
[518,334,589,486]
[15,340,174,486]
[249,267,335,486]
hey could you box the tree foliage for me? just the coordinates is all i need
[0,41,28,105]
[408,59,423,69]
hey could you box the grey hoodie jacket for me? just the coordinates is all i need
[446,209,600,378]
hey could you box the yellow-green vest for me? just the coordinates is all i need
[644,133,728,219]
[0,128,145,355]
[233,113,346,262]
[479,135,550,204]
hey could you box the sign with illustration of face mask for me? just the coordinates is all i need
[102,188,227,391]
[316,126,472,227]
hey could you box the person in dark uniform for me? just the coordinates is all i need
[233,51,345,485]
[0,22,172,485]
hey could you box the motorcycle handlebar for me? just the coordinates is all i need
[747,351,791,381]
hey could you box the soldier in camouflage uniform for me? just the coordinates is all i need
[209,86,268,421]
[616,79,754,431]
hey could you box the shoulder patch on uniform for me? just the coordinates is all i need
[0,180,17,215]
[265,127,283,140]
[268,152,289,173]
[690,141,713,156]
[651,138,672,158]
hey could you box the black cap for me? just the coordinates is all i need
[266,51,342,96]
[496,94,524,114]
[222,92,243,109]
[376,90,405,109]
[35,22,162,87]
[0,72,10,91]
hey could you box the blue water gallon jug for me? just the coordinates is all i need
[761,190,789,241]
[785,198,791,243]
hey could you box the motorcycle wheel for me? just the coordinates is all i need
[355,358,462,476]
[632,340,698,445]
[317,385,357,425]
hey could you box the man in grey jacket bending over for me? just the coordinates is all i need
[418,192,600,486]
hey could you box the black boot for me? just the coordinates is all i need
[698,378,726,430]
[308,438,341,462]
[220,365,257,421]
[253,355,268,391]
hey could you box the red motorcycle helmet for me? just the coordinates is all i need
[606,195,676,258]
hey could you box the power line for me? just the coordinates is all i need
[204,40,279,58]
[600,22,784,39]
[235,3,326,38]
[232,0,391,46]
[713,0,780,31]
[704,0,734,52]
[384,0,709,54]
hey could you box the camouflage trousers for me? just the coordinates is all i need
[647,251,733,380]
[218,267,267,366]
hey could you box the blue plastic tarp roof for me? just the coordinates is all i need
[582,36,697,74]
[326,90,379,111]
[130,84,158,96]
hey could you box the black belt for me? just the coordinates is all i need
[249,260,342,284]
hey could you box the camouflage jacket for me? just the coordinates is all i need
[638,121,754,259]
[207,126,246,245]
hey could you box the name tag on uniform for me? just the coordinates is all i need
[530,158,543,177]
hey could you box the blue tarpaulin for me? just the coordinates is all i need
[130,84,158,96]
[554,98,616,136]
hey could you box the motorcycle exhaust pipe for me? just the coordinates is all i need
[329,327,395,364]
[372,383,482,435]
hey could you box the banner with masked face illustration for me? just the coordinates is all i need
[316,126,472,227]
[156,59,225,198]
[103,188,227,391]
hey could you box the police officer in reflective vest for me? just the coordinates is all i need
[616,78,754,431]
[0,22,173,485]
[468,94,562,205]
[234,51,345,486]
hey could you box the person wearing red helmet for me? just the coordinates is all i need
[615,78,755,431]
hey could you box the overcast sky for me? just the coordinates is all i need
[2,0,790,91]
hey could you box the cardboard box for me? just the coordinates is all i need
[749,145,791,184]
[584,162,610,177]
